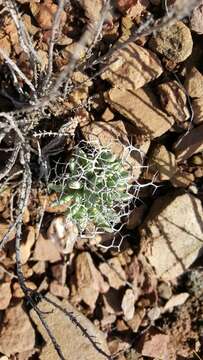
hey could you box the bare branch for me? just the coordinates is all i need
[0,47,37,100]
[42,0,66,91]
[5,0,39,63]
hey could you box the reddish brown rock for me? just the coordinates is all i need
[140,192,203,280]
[149,21,193,63]
[33,233,61,263]
[174,123,203,161]
[30,293,110,360]
[99,257,126,289]
[0,282,11,310]
[147,144,177,181]
[101,43,163,92]
[184,67,203,98]
[0,303,35,356]
[190,0,203,34]
[193,97,203,124]
[158,81,190,123]
[137,329,170,358]
[75,252,109,309]
[106,87,174,139]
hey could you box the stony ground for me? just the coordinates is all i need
[0,0,203,359]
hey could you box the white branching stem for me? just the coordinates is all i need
[43,0,66,90]
[15,146,32,293]
[5,0,39,64]
[50,0,111,97]
[0,47,37,100]
[0,143,20,182]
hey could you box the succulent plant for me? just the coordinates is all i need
[49,143,133,234]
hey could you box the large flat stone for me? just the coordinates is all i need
[105,88,174,139]
[101,43,163,92]
[140,192,203,280]
[30,293,110,360]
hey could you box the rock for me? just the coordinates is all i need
[147,306,161,321]
[127,307,146,332]
[99,257,126,289]
[184,67,203,98]
[106,87,174,138]
[75,252,109,309]
[193,97,203,124]
[33,233,61,263]
[47,216,78,254]
[101,43,163,92]
[149,21,193,63]
[190,0,203,34]
[101,107,114,122]
[0,282,11,310]
[81,120,149,179]
[163,293,189,312]
[147,144,177,181]
[171,170,194,188]
[78,0,103,23]
[140,192,203,280]
[13,281,37,298]
[81,120,128,152]
[158,282,172,300]
[121,289,136,321]
[158,81,190,123]
[50,281,70,299]
[32,0,67,30]
[0,222,15,244]
[174,123,203,161]
[20,226,35,265]
[30,293,110,360]
[0,303,35,356]
[137,329,170,358]
[33,261,46,275]
[0,189,11,213]
[117,0,149,17]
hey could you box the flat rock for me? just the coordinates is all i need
[158,81,190,123]
[75,252,109,309]
[99,257,126,289]
[117,0,149,16]
[33,233,61,263]
[190,0,203,34]
[101,42,163,92]
[163,293,189,312]
[193,97,203,124]
[127,307,146,332]
[106,88,174,139]
[147,144,177,181]
[171,170,194,188]
[140,192,203,280]
[20,226,35,264]
[0,282,11,310]
[30,293,110,360]
[149,21,193,63]
[174,123,203,162]
[0,303,35,357]
[184,67,203,98]
[121,289,136,321]
[137,329,170,358]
